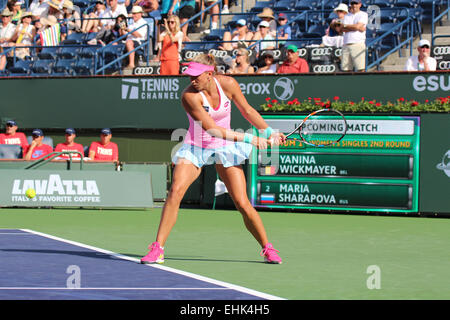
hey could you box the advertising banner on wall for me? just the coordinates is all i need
[0,170,154,208]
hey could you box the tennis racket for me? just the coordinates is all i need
[285,108,348,147]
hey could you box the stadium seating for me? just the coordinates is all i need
[0,145,22,159]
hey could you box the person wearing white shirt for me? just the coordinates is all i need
[125,6,148,69]
[102,0,128,29]
[29,0,49,20]
[404,39,437,72]
[341,0,368,72]
[0,8,16,46]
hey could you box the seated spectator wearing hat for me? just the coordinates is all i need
[227,48,255,74]
[23,129,53,161]
[257,50,277,74]
[321,3,347,48]
[10,11,36,59]
[11,0,24,24]
[404,39,437,72]
[41,0,64,21]
[88,128,119,161]
[54,128,85,160]
[219,19,253,51]
[0,120,29,150]
[276,13,291,47]
[124,6,148,70]
[61,0,82,36]
[277,44,309,74]
[256,7,276,36]
[0,8,16,46]
[251,20,275,54]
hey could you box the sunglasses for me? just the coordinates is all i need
[420,45,430,49]
[350,2,359,4]
[168,21,176,24]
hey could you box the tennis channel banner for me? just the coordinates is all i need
[0,170,154,208]
[249,115,420,213]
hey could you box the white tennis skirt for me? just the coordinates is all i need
[172,142,253,168]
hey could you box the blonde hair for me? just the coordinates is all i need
[237,48,250,63]
[191,53,217,71]
[167,15,181,34]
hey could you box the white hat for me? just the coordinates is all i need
[259,20,270,28]
[334,3,348,13]
[131,6,143,14]
[418,39,430,47]
[236,19,246,26]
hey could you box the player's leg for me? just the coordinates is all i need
[216,164,282,263]
[141,160,201,264]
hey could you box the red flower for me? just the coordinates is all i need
[411,101,419,107]
[272,99,278,104]
[333,96,340,101]
[265,97,271,101]
[361,97,365,101]
[425,99,429,103]
[369,100,375,105]
[287,101,293,105]
[314,97,321,101]
[267,103,273,108]
[398,97,405,102]
[295,101,300,105]
[349,101,355,105]
[376,103,381,107]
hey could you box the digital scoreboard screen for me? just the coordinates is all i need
[249,116,420,212]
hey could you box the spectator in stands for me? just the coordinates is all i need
[178,0,196,41]
[41,0,64,22]
[54,128,84,159]
[204,0,219,30]
[23,129,53,161]
[10,12,36,59]
[11,0,23,24]
[221,0,229,14]
[88,128,119,161]
[155,15,183,75]
[124,6,148,69]
[0,120,29,150]
[341,0,368,72]
[404,39,437,72]
[61,0,82,35]
[276,13,291,48]
[277,44,309,74]
[257,50,277,74]
[135,0,159,14]
[251,20,275,54]
[102,0,128,30]
[29,0,49,21]
[321,3,347,48]
[0,47,6,71]
[81,0,106,33]
[227,48,255,74]
[257,7,276,36]
[219,18,253,51]
[0,8,15,46]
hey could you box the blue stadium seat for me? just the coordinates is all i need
[250,1,274,13]
[379,8,400,23]
[8,60,32,75]
[294,0,315,10]
[37,47,59,60]
[80,45,101,59]
[397,0,419,7]
[371,0,397,8]
[62,32,85,45]
[73,58,94,75]
[274,0,294,12]
[303,24,327,38]
[203,29,225,41]
[52,58,76,75]
[323,0,340,10]
[58,46,81,59]
[31,59,54,74]
[0,145,22,159]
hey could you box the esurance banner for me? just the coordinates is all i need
[0,170,153,208]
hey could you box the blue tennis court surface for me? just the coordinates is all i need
[0,229,282,300]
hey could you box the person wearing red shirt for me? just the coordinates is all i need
[0,120,29,150]
[88,128,119,161]
[277,44,309,74]
[23,129,54,161]
[54,128,85,159]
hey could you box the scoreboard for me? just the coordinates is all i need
[249,115,420,213]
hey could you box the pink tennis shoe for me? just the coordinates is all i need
[140,241,165,264]
[260,243,282,264]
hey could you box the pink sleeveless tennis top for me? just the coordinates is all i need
[183,77,233,149]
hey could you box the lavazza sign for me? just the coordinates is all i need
[11,174,101,203]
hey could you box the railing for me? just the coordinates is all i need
[431,0,450,45]
[365,16,416,71]
[24,151,84,170]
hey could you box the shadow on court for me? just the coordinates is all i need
[0,249,121,261]
[123,252,264,264]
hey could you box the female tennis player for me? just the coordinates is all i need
[141,53,285,264]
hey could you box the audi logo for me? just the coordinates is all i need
[334,48,342,57]
[311,48,333,56]
[183,50,204,59]
[438,60,450,70]
[433,46,450,55]
[312,64,336,73]
[231,48,253,57]
[208,49,229,58]
[261,49,281,58]
[133,66,155,75]
[297,48,307,57]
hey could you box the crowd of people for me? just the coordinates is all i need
[0,120,119,161]
[0,0,438,74]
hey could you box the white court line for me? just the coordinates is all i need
[20,229,285,300]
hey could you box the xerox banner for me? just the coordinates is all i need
[0,170,154,208]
